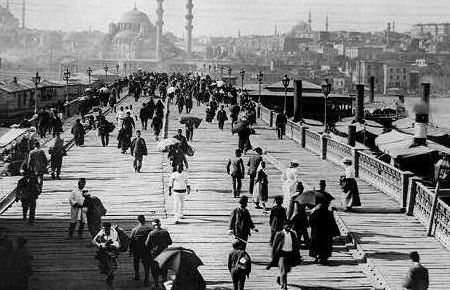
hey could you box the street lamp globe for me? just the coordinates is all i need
[321,79,332,97]
[257,71,264,84]
[282,74,290,89]
[228,67,232,77]
[32,72,41,86]
[32,72,41,115]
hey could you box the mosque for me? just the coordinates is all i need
[106,0,194,61]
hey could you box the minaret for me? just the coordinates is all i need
[185,0,193,58]
[22,0,25,29]
[325,14,329,32]
[6,0,9,11]
[386,22,391,47]
[308,10,312,32]
[155,0,164,60]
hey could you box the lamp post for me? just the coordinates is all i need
[220,67,224,78]
[203,63,206,73]
[427,154,450,236]
[104,64,109,85]
[32,72,41,114]
[208,64,211,72]
[124,63,127,75]
[281,74,290,114]
[321,79,332,132]
[87,67,92,87]
[63,68,71,103]
[228,67,232,78]
[257,70,264,103]
[240,68,246,91]
[115,64,119,82]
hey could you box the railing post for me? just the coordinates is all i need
[406,177,421,216]
[301,126,308,148]
[269,110,274,127]
[402,171,414,209]
[257,104,261,118]
[321,135,327,160]
[352,148,360,178]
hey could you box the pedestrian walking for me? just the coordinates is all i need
[27,141,48,192]
[253,161,269,210]
[309,201,340,264]
[403,251,429,290]
[185,121,194,141]
[267,221,302,290]
[340,158,361,211]
[15,171,41,224]
[51,114,63,138]
[185,97,193,113]
[168,144,188,172]
[290,201,310,248]
[117,106,125,129]
[168,164,191,224]
[281,160,300,210]
[49,132,66,180]
[217,105,228,130]
[227,149,245,198]
[120,112,135,153]
[130,215,152,286]
[269,196,287,246]
[139,103,149,130]
[228,240,252,290]
[247,147,262,197]
[275,111,287,140]
[130,130,148,173]
[93,222,120,287]
[145,218,173,289]
[151,114,163,140]
[71,119,86,146]
[82,189,107,239]
[37,107,50,138]
[176,96,185,113]
[98,115,111,147]
[68,178,87,239]
[228,196,258,248]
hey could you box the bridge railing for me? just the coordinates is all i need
[257,103,412,208]
[410,182,450,250]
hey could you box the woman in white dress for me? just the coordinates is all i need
[281,160,300,210]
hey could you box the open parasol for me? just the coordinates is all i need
[157,138,180,152]
[295,190,335,206]
[155,247,203,274]
[167,87,176,94]
[231,120,248,134]
[180,116,202,129]
[99,87,110,94]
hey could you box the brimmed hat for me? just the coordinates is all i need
[102,222,112,228]
[239,196,249,205]
[254,147,263,154]
[290,160,299,167]
[342,157,352,164]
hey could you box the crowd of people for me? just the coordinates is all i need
[4,69,430,290]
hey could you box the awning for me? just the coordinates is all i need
[375,131,450,159]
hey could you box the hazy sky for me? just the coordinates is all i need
[5,0,450,36]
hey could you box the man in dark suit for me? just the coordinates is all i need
[131,130,148,173]
[228,196,258,248]
[27,141,48,192]
[275,111,288,140]
[130,215,152,286]
[403,251,429,290]
[145,219,173,290]
[228,240,251,290]
[268,221,301,290]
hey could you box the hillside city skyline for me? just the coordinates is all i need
[3,0,450,36]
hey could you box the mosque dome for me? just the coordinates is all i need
[118,8,152,26]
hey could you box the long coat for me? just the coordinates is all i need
[131,137,148,157]
[309,205,340,260]
[269,230,301,269]
[253,169,268,202]
[27,148,48,175]
[340,177,361,207]
[229,207,255,241]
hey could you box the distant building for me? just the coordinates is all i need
[108,8,155,59]
[354,60,384,92]
[383,63,409,94]
[345,46,384,60]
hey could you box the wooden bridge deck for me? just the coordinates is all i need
[1,97,376,289]
[252,117,450,289]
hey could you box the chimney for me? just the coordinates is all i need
[369,76,375,102]
[411,83,430,147]
[355,84,364,123]
[293,80,302,122]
